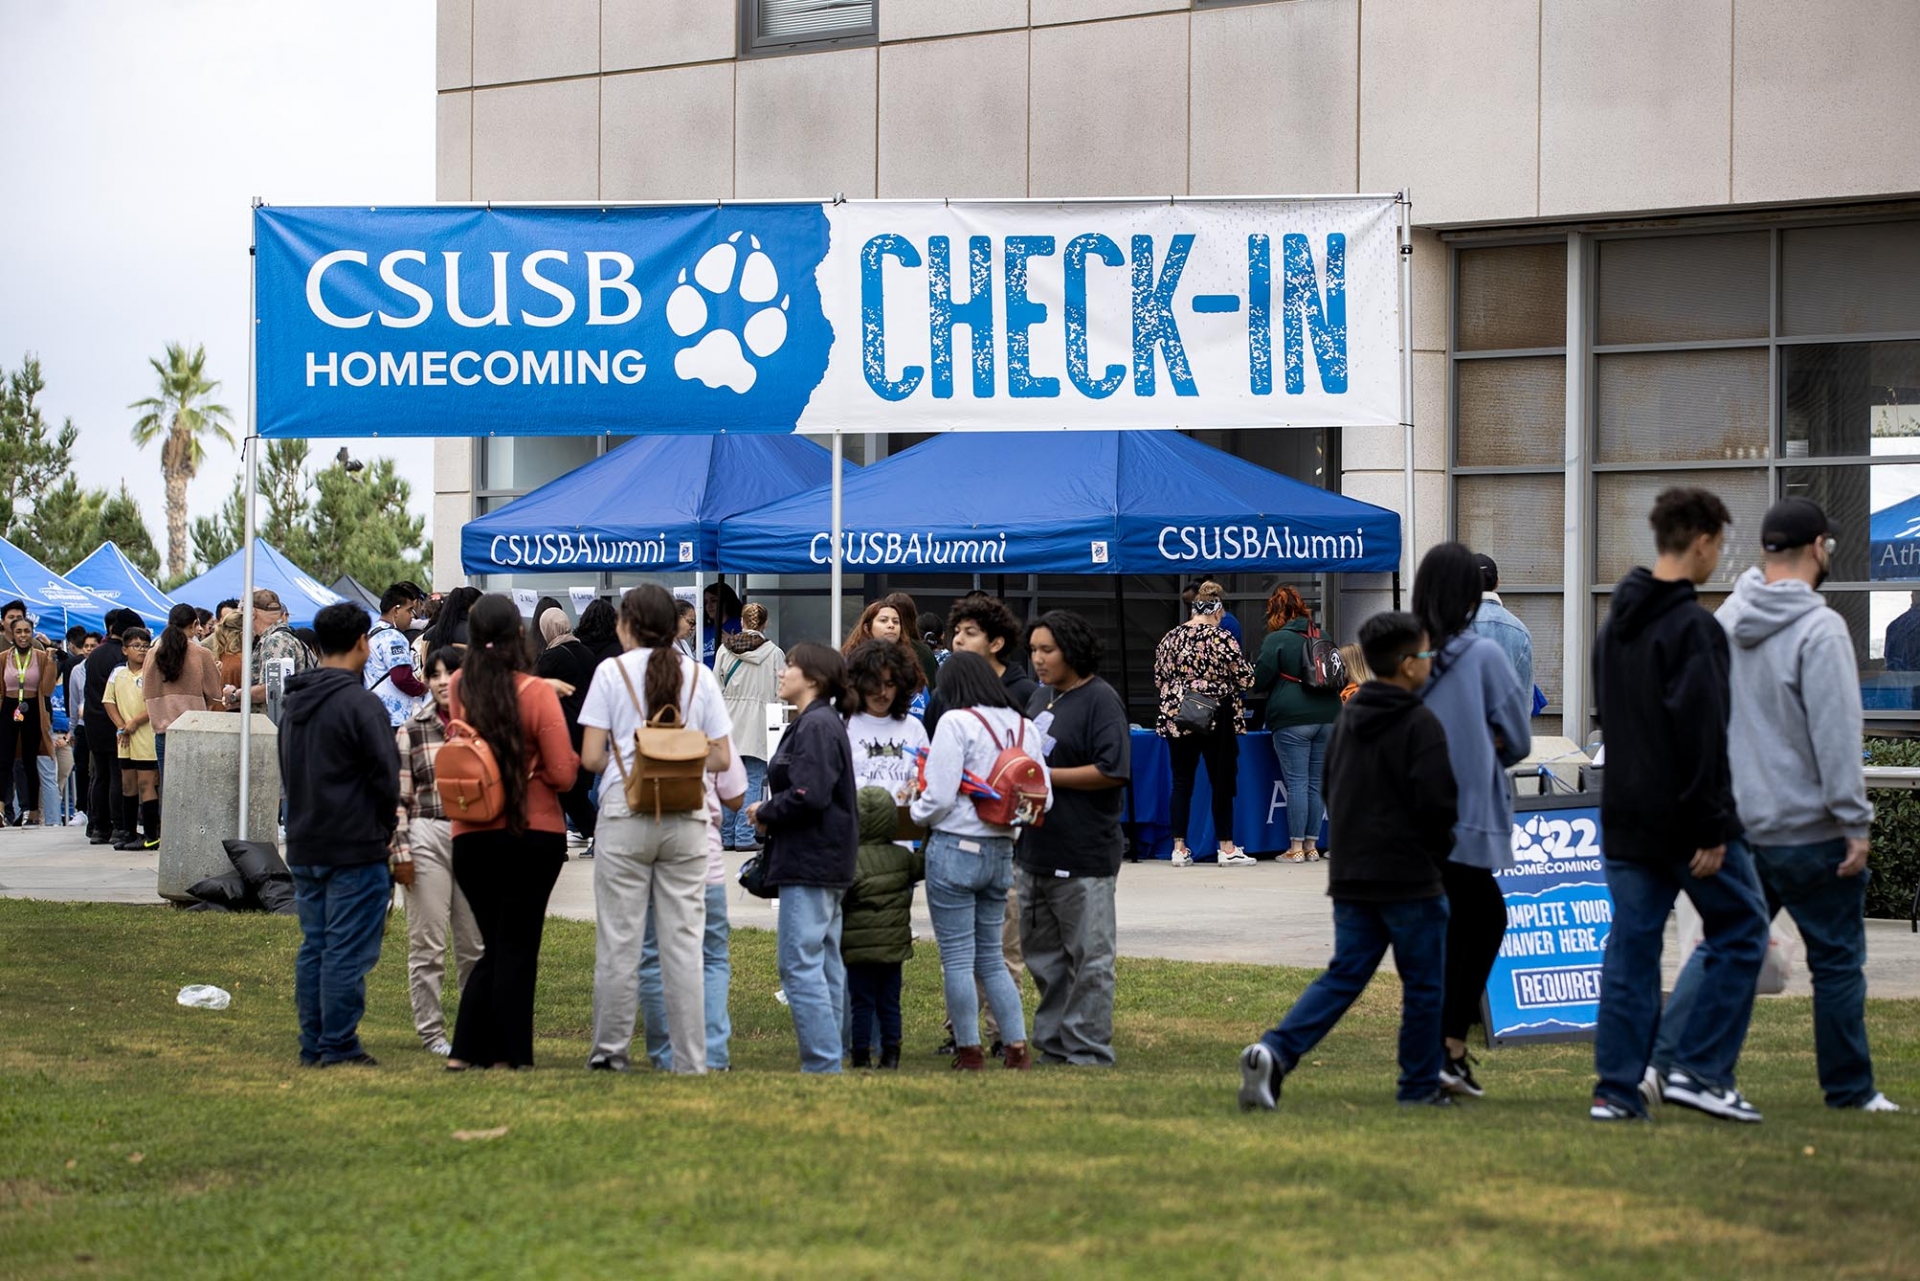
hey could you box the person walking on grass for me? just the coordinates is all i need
[1153,580,1255,867]
[1240,611,1458,1111]
[1591,488,1769,1123]
[748,642,861,1075]
[842,784,926,1070]
[1411,543,1532,1099]
[446,596,580,1072]
[578,584,732,1075]
[1018,612,1128,1068]
[1250,585,1340,863]
[392,647,482,1058]
[1656,499,1899,1114]
[280,603,399,1068]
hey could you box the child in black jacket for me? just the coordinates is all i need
[1238,611,1459,1110]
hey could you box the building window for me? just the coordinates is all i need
[741,0,877,56]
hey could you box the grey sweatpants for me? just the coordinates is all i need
[590,810,709,1073]
[1017,869,1117,1066]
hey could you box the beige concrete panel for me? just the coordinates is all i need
[1337,355,1444,472]
[472,79,599,200]
[1032,0,1185,24]
[1190,0,1358,196]
[437,92,472,201]
[1409,227,1446,353]
[1338,468,1445,561]
[735,48,878,198]
[602,64,735,199]
[883,0,1028,42]
[438,0,472,90]
[603,0,734,72]
[1539,0,1730,217]
[434,438,475,495]
[1732,0,1920,204]
[473,0,600,85]
[433,498,472,588]
[1360,0,1538,226]
[879,32,1028,197]
[1029,14,1188,197]
[1340,423,1401,472]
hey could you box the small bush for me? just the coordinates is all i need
[1865,738,1920,921]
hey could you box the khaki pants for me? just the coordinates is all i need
[402,817,482,1048]
[589,811,710,1073]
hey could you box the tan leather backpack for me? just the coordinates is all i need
[610,659,708,819]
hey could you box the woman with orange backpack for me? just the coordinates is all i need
[443,595,579,1072]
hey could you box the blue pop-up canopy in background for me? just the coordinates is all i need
[170,541,355,628]
[0,537,113,634]
[65,542,177,623]
[716,430,1401,576]
[461,433,848,576]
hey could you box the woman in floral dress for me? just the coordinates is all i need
[1153,581,1255,867]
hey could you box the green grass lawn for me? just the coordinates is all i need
[1,899,1916,1279]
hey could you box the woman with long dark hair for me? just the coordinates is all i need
[578,584,733,1074]
[701,581,743,668]
[1251,584,1343,862]
[910,650,1050,1071]
[146,602,226,783]
[1153,580,1255,867]
[423,586,482,650]
[576,597,622,665]
[747,640,861,1073]
[1412,541,1531,1098]
[0,615,58,826]
[445,594,579,1071]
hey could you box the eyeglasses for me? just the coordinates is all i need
[1404,650,1437,662]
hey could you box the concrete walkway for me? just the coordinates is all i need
[4,822,1918,998]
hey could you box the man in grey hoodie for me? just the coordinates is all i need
[1656,498,1898,1112]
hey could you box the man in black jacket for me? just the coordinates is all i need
[280,603,399,1068]
[82,609,142,845]
[1239,612,1457,1110]
[1590,487,1770,1123]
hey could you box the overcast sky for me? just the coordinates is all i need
[0,0,436,569]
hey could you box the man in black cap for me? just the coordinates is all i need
[1468,552,1534,703]
[1590,487,1770,1123]
[1653,497,1897,1111]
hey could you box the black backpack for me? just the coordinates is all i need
[1280,619,1346,691]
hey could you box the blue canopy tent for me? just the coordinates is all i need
[65,542,177,623]
[0,537,113,634]
[716,430,1400,576]
[170,540,353,627]
[460,433,847,575]
[1871,492,1920,582]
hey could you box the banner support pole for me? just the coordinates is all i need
[1398,191,1417,586]
[239,201,260,843]
[830,431,844,643]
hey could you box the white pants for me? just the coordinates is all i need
[402,817,482,1047]
[589,810,710,1073]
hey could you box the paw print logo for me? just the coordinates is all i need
[666,232,790,394]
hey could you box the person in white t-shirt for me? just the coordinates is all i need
[578,584,733,1075]
[844,639,929,825]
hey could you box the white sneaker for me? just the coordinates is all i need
[1238,1042,1281,1112]
[1220,848,1257,866]
[1664,1070,1762,1123]
[1170,848,1194,868]
[427,1039,452,1057]
[1640,1065,1664,1110]
[1859,1092,1901,1113]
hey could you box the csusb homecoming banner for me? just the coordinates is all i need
[254,199,1403,438]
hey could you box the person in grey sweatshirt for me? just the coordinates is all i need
[1655,498,1898,1112]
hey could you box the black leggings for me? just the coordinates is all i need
[1441,861,1508,1043]
[450,830,566,1067]
[0,698,40,815]
[1168,723,1238,847]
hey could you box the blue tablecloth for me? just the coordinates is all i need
[1129,729,1327,861]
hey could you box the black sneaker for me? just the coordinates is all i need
[1238,1042,1282,1112]
[579,843,595,860]
[936,1033,958,1057]
[1590,1096,1647,1122]
[323,1053,379,1068]
[989,1039,1006,1062]
[1399,1090,1454,1108]
[1440,1050,1484,1098]
[1663,1070,1762,1124]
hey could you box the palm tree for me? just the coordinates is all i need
[130,342,235,581]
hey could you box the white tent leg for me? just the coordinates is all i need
[830,431,844,643]
[1399,191,1417,583]
[238,437,258,841]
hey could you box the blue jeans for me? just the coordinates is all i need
[777,884,847,1074]
[1272,722,1332,843]
[1657,839,1877,1107]
[291,861,391,1064]
[1593,842,1768,1112]
[722,756,767,848]
[924,830,1026,1048]
[1260,895,1450,1101]
[640,882,733,1071]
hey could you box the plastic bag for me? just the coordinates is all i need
[177,985,231,1009]
[1674,896,1797,994]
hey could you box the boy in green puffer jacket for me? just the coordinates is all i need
[842,786,926,1069]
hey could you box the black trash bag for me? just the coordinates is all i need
[224,839,297,914]
[183,900,232,913]
[186,870,256,908]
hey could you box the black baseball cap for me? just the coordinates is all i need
[1472,553,1498,591]
[1760,497,1833,553]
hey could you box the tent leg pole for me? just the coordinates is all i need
[695,570,705,666]
[1392,570,1401,613]
[239,436,258,843]
[830,431,843,644]
[1113,576,1132,712]
[1399,191,1417,584]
